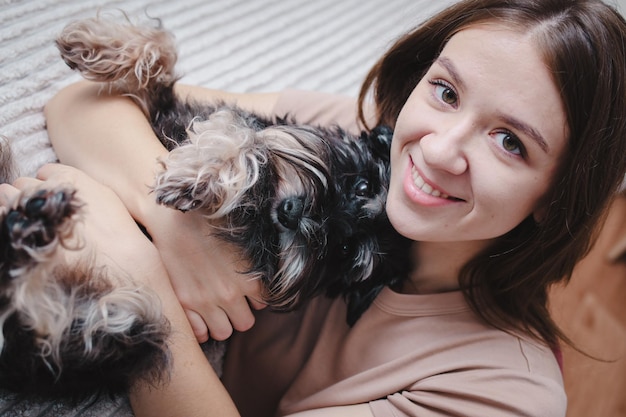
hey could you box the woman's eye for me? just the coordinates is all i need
[430,80,458,106]
[495,131,525,156]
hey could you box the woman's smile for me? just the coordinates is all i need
[386,23,568,248]
[405,157,462,204]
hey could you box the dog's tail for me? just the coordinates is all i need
[55,15,179,118]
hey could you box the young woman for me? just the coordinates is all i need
[15,0,626,415]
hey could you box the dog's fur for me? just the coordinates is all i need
[0,15,411,401]
[55,16,411,316]
[0,144,170,401]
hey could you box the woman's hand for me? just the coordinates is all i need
[142,204,267,342]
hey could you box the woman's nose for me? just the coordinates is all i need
[420,120,471,175]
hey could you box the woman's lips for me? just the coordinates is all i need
[408,157,464,202]
[411,165,449,199]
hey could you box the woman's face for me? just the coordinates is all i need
[387,24,568,244]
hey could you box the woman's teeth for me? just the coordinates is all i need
[411,166,449,199]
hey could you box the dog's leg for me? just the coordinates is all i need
[0,187,170,400]
[55,16,178,117]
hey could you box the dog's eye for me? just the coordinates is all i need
[354,178,370,197]
[340,242,351,257]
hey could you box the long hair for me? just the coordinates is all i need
[358,0,626,347]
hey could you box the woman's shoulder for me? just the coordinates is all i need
[371,287,563,375]
[361,288,567,416]
[273,89,375,134]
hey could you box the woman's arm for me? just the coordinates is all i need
[1,165,377,417]
[45,81,280,214]
[0,165,241,417]
[44,81,279,341]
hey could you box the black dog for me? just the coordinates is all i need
[56,16,411,321]
[0,16,412,402]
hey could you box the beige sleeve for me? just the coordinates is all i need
[271,89,375,134]
[368,338,567,417]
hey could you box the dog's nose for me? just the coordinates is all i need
[277,197,304,230]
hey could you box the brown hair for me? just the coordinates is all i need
[359,0,626,347]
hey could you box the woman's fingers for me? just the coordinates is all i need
[185,310,210,343]
[12,176,45,189]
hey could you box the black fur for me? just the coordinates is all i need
[0,188,170,401]
[0,16,414,402]
[55,16,412,324]
[153,86,411,322]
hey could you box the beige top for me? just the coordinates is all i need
[271,88,372,134]
[221,90,566,417]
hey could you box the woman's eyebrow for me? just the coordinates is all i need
[498,113,549,153]
[436,56,466,92]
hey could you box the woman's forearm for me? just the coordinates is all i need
[44,80,279,222]
[129,259,241,417]
[45,80,276,341]
[45,81,167,220]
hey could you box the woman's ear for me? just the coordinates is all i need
[533,204,548,223]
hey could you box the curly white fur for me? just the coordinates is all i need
[0,189,167,380]
[56,15,178,115]
[154,109,268,215]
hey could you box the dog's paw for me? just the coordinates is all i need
[56,17,177,91]
[152,152,213,213]
[1,188,80,266]
[153,179,203,212]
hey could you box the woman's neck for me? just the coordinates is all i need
[401,240,489,294]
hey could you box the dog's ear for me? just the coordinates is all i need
[153,109,267,217]
[362,125,394,161]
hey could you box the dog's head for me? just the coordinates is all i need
[153,111,336,308]
[153,111,410,320]
[219,123,408,314]
[301,126,412,322]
